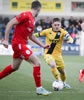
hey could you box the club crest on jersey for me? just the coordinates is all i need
[58,32,61,35]
[26,50,30,55]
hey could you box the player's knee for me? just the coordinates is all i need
[15,67,19,71]
[49,60,56,68]
[49,63,56,68]
[12,65,20,71]
[34,60,41,66]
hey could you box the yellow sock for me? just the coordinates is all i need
[51,67,59,80]
[60,73,66,82]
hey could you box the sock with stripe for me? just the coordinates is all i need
[33,66,41,87]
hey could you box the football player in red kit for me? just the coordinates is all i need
[1,0,51,95]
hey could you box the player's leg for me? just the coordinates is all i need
[17,44,42,88]
[49,60,60,81]
[12,58,22,70]
[57,68,66,82]
[55,56,66,82]
[55,56,71,88]
[19,45,51,95]
[58,68,71,88]
[56,56,71,88]
[0,58,22,79]
[26,53,52,95]
[44,54,60,81]
[79,69,84,82]
[27,53,41,87]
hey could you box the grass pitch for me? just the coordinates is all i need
[0,56,84,100]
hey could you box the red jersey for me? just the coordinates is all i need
[12,11,34,44]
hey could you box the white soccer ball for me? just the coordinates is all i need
[52,81,63,91]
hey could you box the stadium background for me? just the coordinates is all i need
[0,0,84,56]
[0,0,84,100]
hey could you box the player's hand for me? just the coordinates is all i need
[2,40,9,48]
[43,45,50,49]
[66,41,73,44]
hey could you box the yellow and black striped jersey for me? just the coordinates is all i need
[39,28,68,57]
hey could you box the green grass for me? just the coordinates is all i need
[0,56,84,100]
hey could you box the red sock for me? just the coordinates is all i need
[0,65,15,79]
[82,69,84,74]
[33,66,41,87]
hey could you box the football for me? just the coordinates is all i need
[52,81,63,91]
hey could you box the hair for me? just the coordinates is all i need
[31,0,41,9]
[52,18,61,23]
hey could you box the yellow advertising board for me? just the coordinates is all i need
[10,0,63,12]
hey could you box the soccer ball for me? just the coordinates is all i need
[52,81,63,91]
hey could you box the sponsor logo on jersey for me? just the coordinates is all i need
[49,39,59,43]
[26,50,30,55]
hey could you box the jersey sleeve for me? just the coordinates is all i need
[62,29,71,40]
[16,12,28,24]
[40,30,47,36]
[63,30,69,37]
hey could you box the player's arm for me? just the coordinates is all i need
[29,32,50,49]
[81,22,84,32]
[3,13,27,48]
[34,30,47,38]
[64,33,73,44]
[3,17,19,48]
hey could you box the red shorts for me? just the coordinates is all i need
[12,43,32,60]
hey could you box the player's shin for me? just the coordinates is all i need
[60,73,66,82]
[33,66,41,87]
[0,65,15,79]
[51,67,60,80]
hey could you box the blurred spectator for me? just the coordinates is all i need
[0,16,3,24]
[69,16,75,26]
[61,17,65,28]
[36,25,42,32]
[35,20,42,32]
[3,17,9,25]
[67,25,73,34]
[64,19,70,29]
[1,24,6,37]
